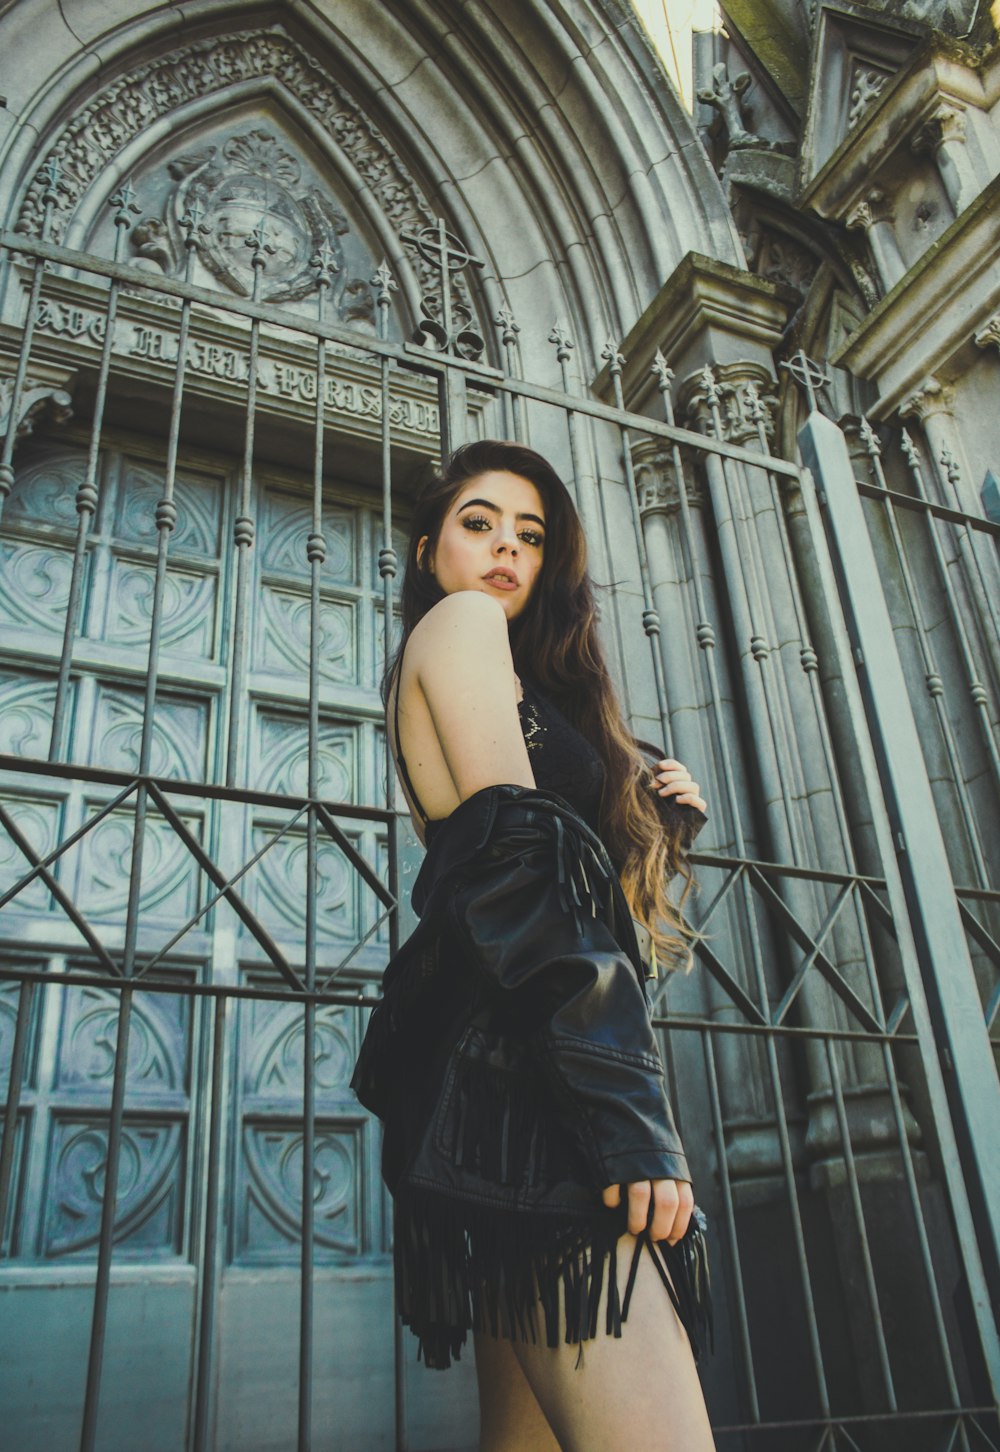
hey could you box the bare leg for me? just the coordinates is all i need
[474,1332,562,1452]
[479,1231,715,1452]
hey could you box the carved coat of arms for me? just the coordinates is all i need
[131,128,373,322]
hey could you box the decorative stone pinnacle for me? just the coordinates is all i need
[651,350,674,390]
[110,180,141,225]
[859,417,881,457]
[601,338,625,375]
[548,322,574,361]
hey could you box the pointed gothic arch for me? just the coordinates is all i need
[0,0,741,375]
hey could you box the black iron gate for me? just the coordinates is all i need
[0,179,998,1451]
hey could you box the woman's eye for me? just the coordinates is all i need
[519,531,544,547]
[461,515,492,532]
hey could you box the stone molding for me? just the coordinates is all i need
[801,37,998,221]
[831,172,1000,418]
[592,253,791,415]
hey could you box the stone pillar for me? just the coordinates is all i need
[911,103,977,218]
[846,188,906,294]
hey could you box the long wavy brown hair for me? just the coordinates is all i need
[386,439,697,968]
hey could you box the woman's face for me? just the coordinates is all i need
[420,470,546,623]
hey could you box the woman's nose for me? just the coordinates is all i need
[494,526,518,554]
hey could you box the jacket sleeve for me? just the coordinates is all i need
[448,820,690,1189]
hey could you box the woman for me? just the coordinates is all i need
[353,440,715,1451]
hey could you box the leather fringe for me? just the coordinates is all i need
[393,1185,713,1371]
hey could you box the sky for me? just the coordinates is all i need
[630,0,722,109]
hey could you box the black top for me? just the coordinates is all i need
[392,665,606,838]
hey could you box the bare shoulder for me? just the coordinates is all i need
[406,592,513,699]
[408,591,511,666]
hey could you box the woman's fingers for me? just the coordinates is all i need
[602,1179,695,1243]
[626,1179,652,1235]
[653,759,708,815]
[656,1178,694,1244]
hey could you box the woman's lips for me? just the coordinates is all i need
[483,572,518,591]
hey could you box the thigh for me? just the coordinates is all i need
[507,1233,716,1452]
[474,1330,562,1452]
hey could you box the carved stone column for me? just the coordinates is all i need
[900,375,1000,687]
[846,188,905,294]
[911,103,977,218]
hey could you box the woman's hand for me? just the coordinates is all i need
[652,758,707,816]
[602,1178,694,1244]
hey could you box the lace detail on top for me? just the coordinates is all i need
[515,680,605,834]
[393,657,605,836]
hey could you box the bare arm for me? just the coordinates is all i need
[409,590,535,801]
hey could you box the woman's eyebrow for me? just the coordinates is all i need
[457,498,546,528]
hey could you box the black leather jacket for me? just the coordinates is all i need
[352,784,689,1209]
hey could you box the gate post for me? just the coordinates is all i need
[798,407,1000,1378]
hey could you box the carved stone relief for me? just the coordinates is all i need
[15,27,476,325]
[43,1119,185,1259]
[847,61,892,129]
[235,995,366,1260]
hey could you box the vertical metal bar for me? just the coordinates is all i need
[702,1027,760,1421]
[373,261,400,844]
[603,342,673,753]
[373,261,406,1452]
[761,1027,832,1413]
[699,370,804,860]
[823,1036,897,1406]
[799,410,1000,1388]
[50,183,140,762]
[493,304,524,441]
[878,1036,968,1411]
[79,985,133,1452]
[0,162,60,523]
[438,366,468,459]
[224,222,270,788]
[651,356,740,819]
[0,980,34,1257]
[298,247,337,1452]
[191,994,227,1452]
